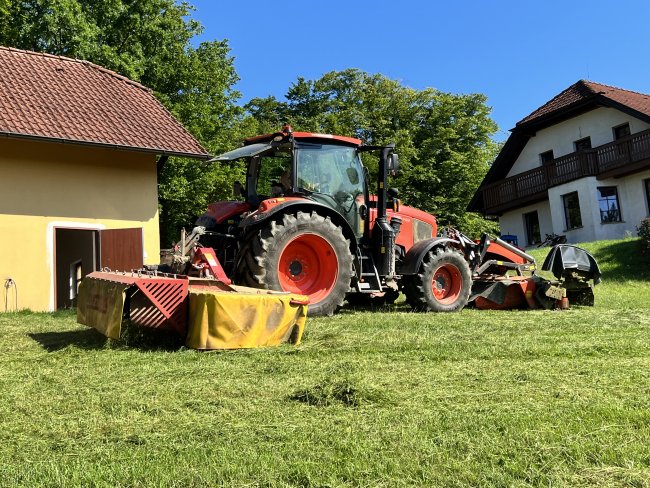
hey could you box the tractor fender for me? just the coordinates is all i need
[398,237,461,275]
[239,198,359,253]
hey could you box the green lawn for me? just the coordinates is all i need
[1,238,649,487]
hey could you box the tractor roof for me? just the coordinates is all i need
[244,129,362,147]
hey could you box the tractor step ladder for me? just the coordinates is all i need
[356,251,383,293]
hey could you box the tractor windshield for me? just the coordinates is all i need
[296,143,365,236]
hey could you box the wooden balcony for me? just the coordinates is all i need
[482,128,650,214]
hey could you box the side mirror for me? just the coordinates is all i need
[388,153,400,176]
[346,167,360,185]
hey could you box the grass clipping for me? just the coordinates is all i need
[289,365,389,408]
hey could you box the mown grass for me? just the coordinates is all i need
[0,238,649,487]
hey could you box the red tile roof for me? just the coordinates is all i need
[517,80,650,126]
[0,47,209,158]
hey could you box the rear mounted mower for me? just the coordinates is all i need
[77,230,309,350]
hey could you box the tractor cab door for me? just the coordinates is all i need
[210,141,291,207]
[294,143,365,238]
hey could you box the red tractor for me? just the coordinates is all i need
[194,126,599,316]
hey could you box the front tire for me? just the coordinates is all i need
[236,211,354,316]
[403,247,471,312]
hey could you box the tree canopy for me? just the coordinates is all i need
[247,69,499,235]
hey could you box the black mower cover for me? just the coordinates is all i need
[541,245,601,284]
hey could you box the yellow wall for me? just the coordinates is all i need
[0,137,160,311]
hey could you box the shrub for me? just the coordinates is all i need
[457,212,500,239]
[638,217,650,253]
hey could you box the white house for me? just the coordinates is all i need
[468,80,650,247]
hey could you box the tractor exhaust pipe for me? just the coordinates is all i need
[373,145,399,278]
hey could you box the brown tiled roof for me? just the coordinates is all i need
[0,47,209,158]
[517,80,650,126]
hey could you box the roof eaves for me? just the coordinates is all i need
[0,131,211,160]
[595,94,650,125]
[513,97,600,132]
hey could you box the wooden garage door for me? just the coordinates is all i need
[99,228,143,271]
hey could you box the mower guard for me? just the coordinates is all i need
[186,285,308,349]
[470,244,601,310]
[77,272,188,340]
[542,245,601,283]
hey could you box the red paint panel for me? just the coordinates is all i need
[485,242,527,265]
[368,203,437,253]
[193,247,231,284]
[474,277,537,310]
[245,131,362,146]
[257,197,307,214]
[206,201,251,223]
[99,228,143,271]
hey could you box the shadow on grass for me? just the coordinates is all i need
[29,324,184,352]
[29,328,108,352]
[590,239,650,281]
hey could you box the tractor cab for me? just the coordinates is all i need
[211,126,367,238]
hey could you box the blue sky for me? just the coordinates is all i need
[190,0,650,140]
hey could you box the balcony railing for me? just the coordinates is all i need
[482,128,650,213]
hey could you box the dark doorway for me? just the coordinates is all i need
[55,228,98,309]
[55,227,144,310]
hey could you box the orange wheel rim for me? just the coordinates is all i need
[431,263,462,304]
[278,234,339,303]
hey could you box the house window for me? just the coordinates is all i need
[524,211,541,245]
[645,179,650,215]
[539,150,554,165]
[597,187,622,223]
[613,123,631,140]
[574,137,592,151]
[562,192,582,230]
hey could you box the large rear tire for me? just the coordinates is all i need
[403,247,471,312]
[236,211,354,316]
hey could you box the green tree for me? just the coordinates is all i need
[246,69,499,236]
[0,0,244,244]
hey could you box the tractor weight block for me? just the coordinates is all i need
[544,285,566,300]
